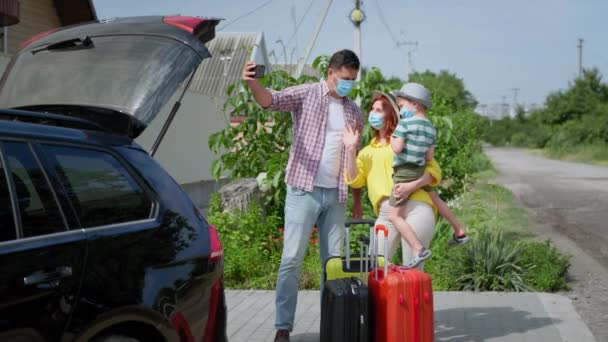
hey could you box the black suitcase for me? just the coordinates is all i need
[320,220,372,342]
[324,219,386,283]
[320,277,370,342]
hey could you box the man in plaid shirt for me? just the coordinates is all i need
[243,50,363,342]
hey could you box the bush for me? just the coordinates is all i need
[520,240,570,291]
[467,151,494,176]
[510,132,530,147]
[207,194,323,289]
[482,68,608,154]
[425,184,571,292]
[431,108,487,200]
[206,194,280,288]
[454,230,533,292]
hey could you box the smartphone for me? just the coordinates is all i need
[253,64,266,78]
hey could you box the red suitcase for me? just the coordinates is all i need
[368,224,434,342]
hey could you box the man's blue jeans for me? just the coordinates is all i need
[275,185,345,332]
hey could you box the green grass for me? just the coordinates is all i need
[210,157,570,292]
[426,182,570,292]
[446,183,531,240]
[474,168,498,180]
[471,153,498,180]
[544,143,608,166]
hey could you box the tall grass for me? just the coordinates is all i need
[426,183,570,292]
[455,230,534,292]
[545,143,608,166]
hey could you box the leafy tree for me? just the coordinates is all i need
[483,68,608,149]
[542,69,606,126]
[353,67,403,113]
[409,70,478,112]
[209,57,486,218]
[208,58,322,216]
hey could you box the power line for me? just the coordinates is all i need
[373,0,400,47]
[219,0,275,31]
[511,88,520,105]
[290,1,299,54]
[396,40,418,77]
[283,0,316,54]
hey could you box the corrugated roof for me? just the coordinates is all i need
[189,32,270,97]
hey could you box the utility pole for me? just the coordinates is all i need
[349,1,366,82]
[349,1,366,105]
[577,38,584,78]
[295,0,333,78]
[511,87,520,116]
[396,40,418,79]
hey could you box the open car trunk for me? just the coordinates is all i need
[0,16,220,140]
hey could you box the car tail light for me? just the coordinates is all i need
[162,16,205,34]
[208,225,223,262]
[19,28,59,50]
[170,312,194,342]
[162,16,220,44]
[203,280,222,342]
[202,225,223,341]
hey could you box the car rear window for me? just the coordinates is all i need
[0,155,16,242]
[42,144,153,228]
[4,142,66,237]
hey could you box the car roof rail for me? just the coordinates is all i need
[0,108,104,132]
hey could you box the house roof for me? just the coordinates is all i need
[188,32,272,97]
[53,0,97,26]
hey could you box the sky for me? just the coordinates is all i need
[92,0,608,107]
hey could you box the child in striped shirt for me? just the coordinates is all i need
[388,83,440,268]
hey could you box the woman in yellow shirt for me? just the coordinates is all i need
[343,91,466,269]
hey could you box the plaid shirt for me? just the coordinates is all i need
[267,81,363,203]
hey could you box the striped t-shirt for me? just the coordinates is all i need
[392,116,437,167]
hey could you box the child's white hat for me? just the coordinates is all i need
[393,82,432,109]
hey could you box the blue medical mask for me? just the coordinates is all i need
[335,78,355,97]
[400,107,415,119]
[368,112,384,129]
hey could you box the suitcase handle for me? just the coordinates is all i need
[345,220,375,271]
[359,237,364,281]
[373,224,389,281]
[345,219,376,227]
[375,224,389,236]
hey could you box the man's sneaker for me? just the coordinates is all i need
[448,234,470,247]
[274,329,290,342]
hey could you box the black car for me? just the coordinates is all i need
[0,16,227,342]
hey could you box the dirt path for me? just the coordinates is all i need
[486,147,608,341]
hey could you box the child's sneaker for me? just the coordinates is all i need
[406,248,432,268]
[448,234,470,247]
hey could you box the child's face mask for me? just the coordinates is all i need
[399,107,415,119]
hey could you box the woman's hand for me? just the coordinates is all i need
[393,181,417,199]
[342,125,360,152]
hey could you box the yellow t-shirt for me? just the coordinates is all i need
[345,138,442,216]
